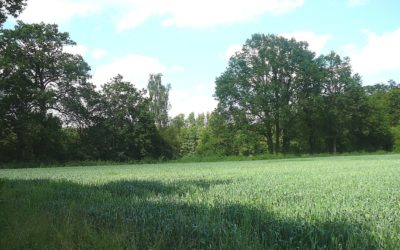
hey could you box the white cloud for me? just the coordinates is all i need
[64,46,108,60]
[91,48,107,60]
[157,0,304,29]
[92,54,167,89]
[17,0,304,31]
[169,87,217,116]
[63,44,88,56]
[223,32,331,60]
[92,54,214,115]
[224,44,242,60]
[280,31,332,54]
[345,28,400,83]
[18,0,98,23]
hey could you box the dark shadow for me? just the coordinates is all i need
[0,178,381,249]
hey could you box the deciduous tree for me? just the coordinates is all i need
[0,22,92,161]
[147,73,171,128]
[215,34,316,153]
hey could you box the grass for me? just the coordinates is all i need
[0,150,394,169]
[1,154,400,249]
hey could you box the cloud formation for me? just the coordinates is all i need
[63,44,89,56]
[156,0,304,29]
[91,54,210,115]
[169,86,217,116]
[91,54,185,89]
[18,0,98,24]
[224,31,331,62]
[91,54,168,89]
[18,0,304,31]
[91,48,107,60]
[345,28,400,83]
[224,44,243,60]
[280,31,332,54]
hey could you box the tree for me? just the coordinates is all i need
[293,57,325,154]
[387,81,400,126]
[83,75,170,161]
[362,88,393,151]
[362,80,399,152]
[195,112,231,156]
[319,52,362,153]
[0,22,92,161]
[178,113,200,157]
[0,0,27,25]
[215,34,316,154]
[147,73,171,128]
[0,22,92,119]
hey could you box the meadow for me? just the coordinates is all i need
[1,154,400,249]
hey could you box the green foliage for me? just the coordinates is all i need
[319,52,360,153]
[215,34,317,154]
[391,125,400,152]
[213,34,397,156]
[79,75,171,161]
[0,23,172,163]
[167,112,204,157]
[0,22,92,162]
[166,112,266,158]
[196,112,232,156]
[1,154,400,248]
[387,83,400,126]
[0,0,26,25]
[179,125,199,156]
[1,25,399,163]
[147,73,171,128]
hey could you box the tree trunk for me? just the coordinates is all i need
[333,136,337,154]
[275,121,280,154]
[38,80,47,121]
[308,135,314,154]
[266,127,274,154]
[282,129,289,154]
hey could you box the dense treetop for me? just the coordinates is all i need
[0,0,26,25]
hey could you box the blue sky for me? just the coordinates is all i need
[6,0,400,115]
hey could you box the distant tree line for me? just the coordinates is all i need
[0,22,399,164]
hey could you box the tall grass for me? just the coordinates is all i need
[1,154,399,249]
[0,150,392,169]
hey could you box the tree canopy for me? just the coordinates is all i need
[0,25,399,165]
[0,0,26,25]
[216,34,317,153]
[147,73,171,128]
[214,34,395,155]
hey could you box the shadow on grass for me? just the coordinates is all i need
[0,178,380,249]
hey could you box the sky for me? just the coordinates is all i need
[5,0,400,116]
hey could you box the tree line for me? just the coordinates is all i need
[0,22,399,164]
[213,34,399,155]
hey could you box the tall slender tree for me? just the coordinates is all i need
[319,52,360,153]
[147,73,171,128]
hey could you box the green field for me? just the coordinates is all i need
[1,155,400,249]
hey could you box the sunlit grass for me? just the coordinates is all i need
[1,154,399,249]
